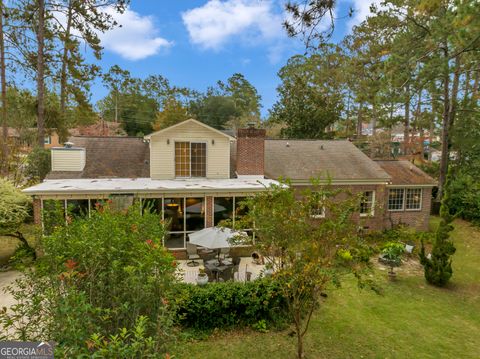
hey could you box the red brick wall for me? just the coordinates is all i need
[292,184,432,232]
[384,187,432,231]
[33,198,42,225]
[205,196,213,227]
[236,127,265,176]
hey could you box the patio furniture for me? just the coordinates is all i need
[219,247,230,261]
[198,248,216,261]
[189,227,247,250]
[232,256,241,266]
[205,259,220,267]
[218,265,234,282]
[186,243,201,267]
[204,267,216,282]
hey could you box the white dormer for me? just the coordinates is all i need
[145,119,235,180]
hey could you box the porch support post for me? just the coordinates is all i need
[33,198,42,225]
[205,196,213,227]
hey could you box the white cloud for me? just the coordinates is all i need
[182,0,288,62]
[99,8,173,61]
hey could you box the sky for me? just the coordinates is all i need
[88,0,381,117]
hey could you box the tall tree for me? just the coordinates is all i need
[36,0,46,147]
[52,0,127,135]
[270,52,343,139]
[0,0,7,175]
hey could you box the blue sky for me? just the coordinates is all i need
[89,0,379,117]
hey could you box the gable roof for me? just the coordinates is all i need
[264,139,390,182]
[46,136,149,179]
[375,160,436,186]
[144,119,236,141]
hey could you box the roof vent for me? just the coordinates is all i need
[286,142,290,147]
[320,145,324,150]
[64,141,74,148]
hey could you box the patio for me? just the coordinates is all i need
[175,257,266,284]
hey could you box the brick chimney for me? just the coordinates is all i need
[236,123,265,177]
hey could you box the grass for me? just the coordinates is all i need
[174,218,480,358]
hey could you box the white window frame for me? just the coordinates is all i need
[405,188,423,211]
[388,187,423,212]
[310,195,326,219]
[174,141,207,178]
[44,136,51,145]
[388,188,405,211]
[360,190,375,217]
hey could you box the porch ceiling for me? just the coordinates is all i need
[23,177,283,196]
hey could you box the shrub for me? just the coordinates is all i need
[25,147,51,181]
[381,242,405,266]
[174,278,288,330]
[1,204,177,355]
[420,186,456,287]
[448,172,480,225]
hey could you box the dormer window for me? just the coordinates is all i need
[175,141,206,177]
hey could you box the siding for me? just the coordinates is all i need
[150,121,231,179]
[51,148,86,171]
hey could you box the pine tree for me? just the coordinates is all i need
[419,178,456,286]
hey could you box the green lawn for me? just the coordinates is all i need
[174,219,480,359]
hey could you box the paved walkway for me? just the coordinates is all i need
[0,270,21,309]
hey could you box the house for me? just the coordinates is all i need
[6,127,61,151]
[23,119,436,253]
[69,119,126,137]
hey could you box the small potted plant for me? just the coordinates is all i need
[196,267,209,286]
[379,242,404,280]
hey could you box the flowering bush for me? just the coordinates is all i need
[1,203,177,356]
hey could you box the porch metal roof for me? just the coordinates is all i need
[23,177,282,196]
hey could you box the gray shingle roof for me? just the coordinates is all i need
[375,160,436,185]
[46,136,149,179]
[264,140,391,181]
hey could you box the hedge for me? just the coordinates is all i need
[174,278,288,330]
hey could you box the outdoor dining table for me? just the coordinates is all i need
[204,260,233,281]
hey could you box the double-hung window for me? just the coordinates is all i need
[360,191,375,216]
[175,142,206,177]
[310,195,326,218]
[405,188,422,210]
[388,188,422,211]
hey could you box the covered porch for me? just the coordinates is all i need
[24,177,280,250]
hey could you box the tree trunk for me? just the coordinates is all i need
[356,103,363,138]
[59,1,73,131]
[371,100,377,136]
[36,0,46,148]
[294,310,303,359]
[437,54,461,201]
[0,0,8,176]
[403,84,410,155]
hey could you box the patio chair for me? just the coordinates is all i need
[186,243,201,267]
[218,266,234,282]
[204,267,216,282]
[232,256,241,266]
[219,248,230,260]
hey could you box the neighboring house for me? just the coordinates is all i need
[6,127,60,151]
[69,119,126,137]
[23,119,436,254]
